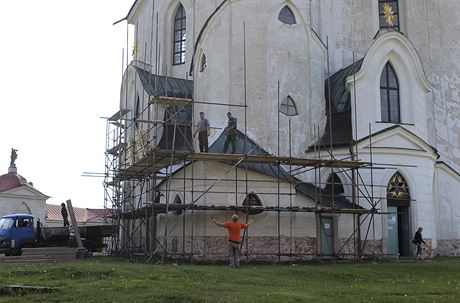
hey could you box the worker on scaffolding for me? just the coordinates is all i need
[223,112,237,154]
[212,214,249,268]
[193,111,210,152]
[61,203,69,227]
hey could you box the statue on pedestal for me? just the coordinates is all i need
[10,148,18,167]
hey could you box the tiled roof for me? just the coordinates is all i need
[45,204,110,224]
[0,172,27,192]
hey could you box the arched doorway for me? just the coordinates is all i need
[387,172,411,256]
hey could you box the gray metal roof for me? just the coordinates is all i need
[134,66,194,99]
[209,130,358,209]
[309,59,363,150]
[295,182,358,209]
[208,129,292,181]
[327,59,363,114]
[157,104,193,151]
[132,67,194,151]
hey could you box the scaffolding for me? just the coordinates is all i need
[103,19,400,263]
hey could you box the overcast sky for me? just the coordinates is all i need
[0,1,134,208]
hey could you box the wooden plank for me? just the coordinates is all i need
[66,199,84,250]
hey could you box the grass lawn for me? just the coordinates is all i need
[0,257,459,302]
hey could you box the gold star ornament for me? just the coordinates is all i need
[383,3,395,27]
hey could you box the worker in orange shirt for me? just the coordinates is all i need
[212,214,249,268]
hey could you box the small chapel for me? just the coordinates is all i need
[0,149,49,223]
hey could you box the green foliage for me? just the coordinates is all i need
[0,257,459,302]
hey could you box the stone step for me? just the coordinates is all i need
[1,247,80,264]
[2,258,75,264]
[22,251,77,256]
[22,248,76,255]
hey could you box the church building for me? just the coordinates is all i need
[105,0,460,260]
[0,149,49,223]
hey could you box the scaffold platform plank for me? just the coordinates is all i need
[117,149,191,180]
[108,109,130,121]
[150,96,193,105]
[106,143,127,155]
[187,153,369,168]
[116,150,370,180]
[116,203,374,219]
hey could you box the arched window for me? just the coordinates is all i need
[134,96,140,129]
[173,4,186,65]
[387,172,409,201]
[280,95,298,116]
[378,0,400,31]
[173,195,183,215]
[242,192,263,214]
[200,53,207,72]
[324,173,344,196]
[380,62,400,123]
[278,6,296,25]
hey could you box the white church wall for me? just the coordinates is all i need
[152,161,318,259]
[192,1,325,157]
[404,1,460,171]
[0,187,47,223]
[434,163,460,256]
[348,31,433,145]
[361,152,436,251]
[308,131,438,255]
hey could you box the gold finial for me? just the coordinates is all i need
[383,3,395,27]
[132,41,139,58]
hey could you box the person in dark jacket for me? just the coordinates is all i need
[413,227,426,260]
[223,112,237,154]
[35,218,42,246]
[61,203,69,227]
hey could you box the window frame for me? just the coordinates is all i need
[380,62,400,123]
[280,95,298,116]
[324,173,344,196]
[134,95,140,129]
[200,53,207,72]
[278,6,296,25]
[378,0,400,31]
[173,4,186,65]
[242,192,264,214]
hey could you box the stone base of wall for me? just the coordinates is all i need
[122,236,391,262]
[436,240,460,256]
[153,236,317,262]
[121,234,460,260]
